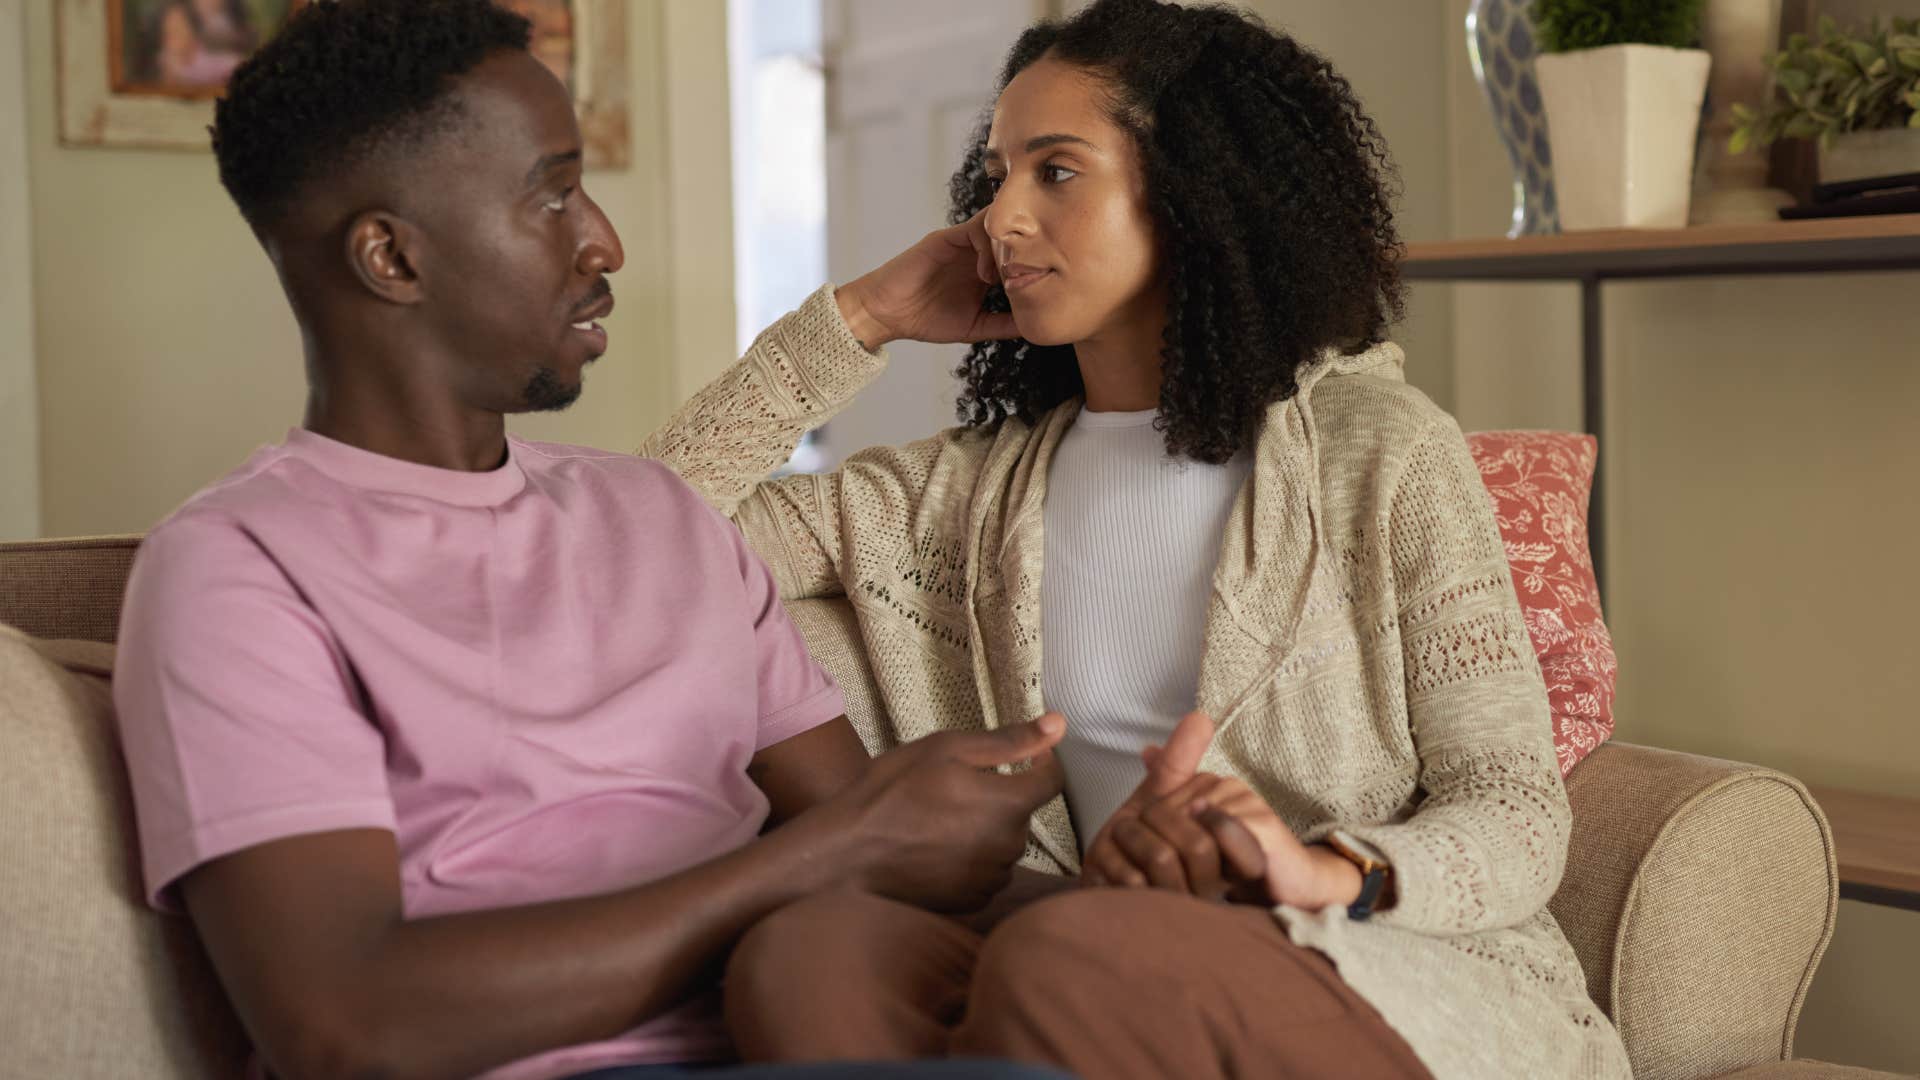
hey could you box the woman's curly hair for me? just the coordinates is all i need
[948,0,1406,463]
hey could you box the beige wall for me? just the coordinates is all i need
[1443,0,1920,1071]
[2,0,41,541]
[22,0,714,537]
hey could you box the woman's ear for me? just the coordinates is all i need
[344,210,426,305]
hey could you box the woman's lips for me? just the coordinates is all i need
[1001,263,1053,291]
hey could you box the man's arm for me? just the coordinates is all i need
[747,714,869,829]
[185,818,847,1080]
[182,716,1065,1080]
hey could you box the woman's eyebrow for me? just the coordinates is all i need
[983,133,1101,163]
[1024,133,1098,153]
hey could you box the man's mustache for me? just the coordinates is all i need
[570,279,613,319]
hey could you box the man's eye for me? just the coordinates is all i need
[1041,165,1078,184]
[543,187,574,213]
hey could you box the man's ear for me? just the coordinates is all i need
[344,211,427,304]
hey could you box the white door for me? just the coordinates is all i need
[817,0,1051,463]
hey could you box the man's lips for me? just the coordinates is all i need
[569,287,614,355]
[570,289,615,329]
[1000,263,1053,291]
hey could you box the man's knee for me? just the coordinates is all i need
[727,889,903,993]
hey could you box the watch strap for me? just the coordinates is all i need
[1327,829,1391,922]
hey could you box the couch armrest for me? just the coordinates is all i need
[1551,741,1839,1080]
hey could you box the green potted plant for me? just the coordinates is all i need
[1730,15,1920,185]
[1531,0,1712,228]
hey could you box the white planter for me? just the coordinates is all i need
[1819,128,1920,186]
[1536,44,1712,229]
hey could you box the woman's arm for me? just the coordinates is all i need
[637,284,887,520]
[1316,417,1571,937]
[638,217,1015,602]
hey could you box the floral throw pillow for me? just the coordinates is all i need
[1465,431,1616,776]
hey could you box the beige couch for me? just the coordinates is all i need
[0,535,1898,1080]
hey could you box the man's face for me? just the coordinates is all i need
[410,49,624,414]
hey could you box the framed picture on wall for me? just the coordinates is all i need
[106,0,306,101]
[57,0,631,167]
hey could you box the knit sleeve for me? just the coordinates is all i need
[635,284,960,604]
[637,284,886,517]
[1326,418,1570,936]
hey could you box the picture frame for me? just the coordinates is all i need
[56,0,630,168]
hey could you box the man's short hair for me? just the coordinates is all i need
[212,0,533,230]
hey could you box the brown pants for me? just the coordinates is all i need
[724,887,1432,1080]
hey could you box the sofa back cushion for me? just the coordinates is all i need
[0,624,247,1077]
[1465,431,1616,776]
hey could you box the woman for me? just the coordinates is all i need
[641,1,1630,1077]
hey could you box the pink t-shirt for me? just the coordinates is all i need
[113,429,845,1079]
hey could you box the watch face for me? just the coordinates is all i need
[1331,830,1389,874]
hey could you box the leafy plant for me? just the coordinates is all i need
[1731,15,1920,153]
[1531,0,1707,54]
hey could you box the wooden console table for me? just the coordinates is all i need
[1402,215,1920,912]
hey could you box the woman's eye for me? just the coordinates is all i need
[1041,165,1078,184]
[543,187,574,213]
[985,175,1005,194]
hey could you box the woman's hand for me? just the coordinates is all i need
[1189,780,1364,912]
[1080,711,1224,895]
[834,211,1017,350]
[1078,710,1365,912]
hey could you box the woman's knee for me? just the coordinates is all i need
[973,888,1202,997]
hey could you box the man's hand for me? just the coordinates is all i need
[834,211,1018,351]
[1081,710,1218,893]
[824,712,1066,913]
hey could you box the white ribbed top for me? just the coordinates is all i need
[1041,408,1252,844]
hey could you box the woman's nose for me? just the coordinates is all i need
[984,180,1036,244]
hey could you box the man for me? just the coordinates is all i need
[112,3,1064,1078]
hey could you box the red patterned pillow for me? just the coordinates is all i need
[1465,431,1616,776]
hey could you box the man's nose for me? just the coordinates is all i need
[578,199,625,276]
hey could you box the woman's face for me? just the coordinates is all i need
[982,57,1163,348]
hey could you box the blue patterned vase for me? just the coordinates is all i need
[1467,0,1560,236]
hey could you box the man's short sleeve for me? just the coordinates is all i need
[113,516,396,911]
[723,519,845,752]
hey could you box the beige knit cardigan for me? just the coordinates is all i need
[640,286,1633,1080]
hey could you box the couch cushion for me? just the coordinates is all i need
[1466,431,1616,776]
[0,535,143,645]
[0,622,247,1077]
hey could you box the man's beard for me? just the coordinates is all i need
[521,365,581,412]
